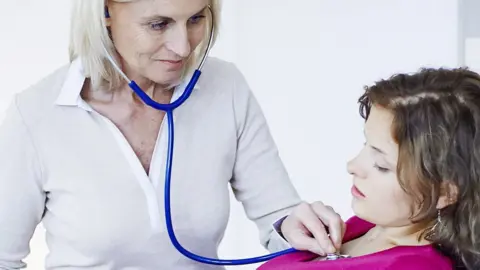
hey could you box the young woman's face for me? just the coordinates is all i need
[347,105,414,227]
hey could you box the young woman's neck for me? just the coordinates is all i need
[337,222,432,258]
[371,222,431,246]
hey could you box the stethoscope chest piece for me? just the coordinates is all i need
[325,253,352,260]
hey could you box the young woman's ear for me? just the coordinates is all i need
[436,181,458,210]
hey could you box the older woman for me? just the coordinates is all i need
[0,0,344,269]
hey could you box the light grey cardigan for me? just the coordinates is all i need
[0,57,301,269]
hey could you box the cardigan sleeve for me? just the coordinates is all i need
[228,63,302,252]
[0,96,46,269]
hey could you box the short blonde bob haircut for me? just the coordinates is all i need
[69,0,221,91]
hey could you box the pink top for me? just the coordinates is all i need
[258,216,453,270]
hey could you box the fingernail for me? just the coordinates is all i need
[326,246,336,254]
[311,245,325,255]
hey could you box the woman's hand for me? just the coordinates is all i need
[280,201,346,255]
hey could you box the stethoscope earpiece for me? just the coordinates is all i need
[104,6,110,18]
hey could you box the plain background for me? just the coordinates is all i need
[0,1,478,269]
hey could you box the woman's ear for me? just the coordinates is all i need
[436,181,458,210]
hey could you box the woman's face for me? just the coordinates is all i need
[346,105,415,227]
[107,0,209,86]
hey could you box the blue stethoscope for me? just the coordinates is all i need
[104,5,297,266]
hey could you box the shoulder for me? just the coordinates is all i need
[384,247,453,270]
[342,216,375,242]
[200,56,240,77]
[195,57,257,115]
[197,56,249,94]
[16,63,70,106]
[14,63,70,126]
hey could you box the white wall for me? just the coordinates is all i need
[218,1,460,269]
[0,0,463,269]
[461,0,480,73]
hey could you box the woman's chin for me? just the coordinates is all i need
[146,63,189,87]
[149,75,182,88]
[351,199,368,219]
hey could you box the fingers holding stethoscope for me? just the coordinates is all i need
[280,201,346,255]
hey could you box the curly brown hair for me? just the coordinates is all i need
[357,67,480,269]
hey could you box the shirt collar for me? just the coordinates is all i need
[55,58,86,107]
[55,58,201,110]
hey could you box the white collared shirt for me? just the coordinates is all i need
[0,57,301,270]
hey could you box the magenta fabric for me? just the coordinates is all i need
[258,216,453,270]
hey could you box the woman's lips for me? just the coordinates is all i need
[351,185,366,198]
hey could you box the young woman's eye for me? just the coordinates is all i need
[374,164,389,173]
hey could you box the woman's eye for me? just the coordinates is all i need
[189,15,205,24]
[149,15,204,31]
[151,21,169,30]
[374,164,389,173]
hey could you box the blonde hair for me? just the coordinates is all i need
[68,0,221,91]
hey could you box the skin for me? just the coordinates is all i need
[282,201,346,255]
[82,0,208,173]
[107,0,208,89]
[340,105,452,257]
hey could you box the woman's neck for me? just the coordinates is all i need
[339,223,431,257]
[374,223,431,245]
[83,78,173,106]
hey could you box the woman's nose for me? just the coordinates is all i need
[166,27,191,58]
[346,159,356,175]
[346,156,366,178]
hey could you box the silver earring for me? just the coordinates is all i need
[430,210,442,235]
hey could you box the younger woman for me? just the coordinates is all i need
[260,67,480,269]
